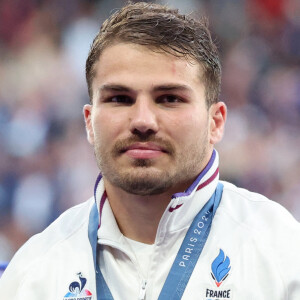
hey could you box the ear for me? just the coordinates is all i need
[83,104,95,145]
[209,101,227,145]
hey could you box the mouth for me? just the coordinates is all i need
[122,142,167,159]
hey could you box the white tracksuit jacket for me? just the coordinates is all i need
[1,150,300,300]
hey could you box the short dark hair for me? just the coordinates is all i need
[86,2,221,106]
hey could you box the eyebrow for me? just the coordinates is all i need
[97,83,193,94]
[153,84,193,93]
[98,84,131,93]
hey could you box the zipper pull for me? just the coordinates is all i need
[138,279,147,300]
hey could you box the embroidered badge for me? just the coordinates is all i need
[211,249,231,287]
[204,249,232,300]
[63,272,92,300]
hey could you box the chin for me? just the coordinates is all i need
[107,167,174,196]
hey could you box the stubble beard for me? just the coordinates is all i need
[93,133,209,196]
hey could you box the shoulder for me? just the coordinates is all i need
[220,180,298,228]
[217,181,300,287]
[0,197,94,292]
[218,180,300,253]
[22,197,94,254]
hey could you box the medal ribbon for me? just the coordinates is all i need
[89,183,224,300]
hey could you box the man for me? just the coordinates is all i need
[1,2,300,300]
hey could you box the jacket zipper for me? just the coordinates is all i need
[138,279,147,300]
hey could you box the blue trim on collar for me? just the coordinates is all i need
[94,173,103,200]
[172,149,216,199]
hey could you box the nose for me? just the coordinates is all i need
[129,96,159,136]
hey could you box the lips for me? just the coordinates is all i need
[125,143,166,152]
[123,142,167,159]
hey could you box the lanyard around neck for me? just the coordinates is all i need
[89,182,224,300]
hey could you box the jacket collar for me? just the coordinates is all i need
[93,149,219,245]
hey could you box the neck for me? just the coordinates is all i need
[103,179,186,244]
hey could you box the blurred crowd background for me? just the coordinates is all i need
[0,0,299,263]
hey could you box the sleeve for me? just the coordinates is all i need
[270,207,300,299]
[0,247,29,298]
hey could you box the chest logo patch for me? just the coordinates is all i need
[211,249,231,287]
[63,272,92,300]
[204,249,232,299]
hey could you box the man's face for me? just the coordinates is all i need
[84,43,225,196]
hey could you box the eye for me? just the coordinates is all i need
[108,95,133,104]
[156,94,183,104]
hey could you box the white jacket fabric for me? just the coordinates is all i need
[1,150,300,300]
